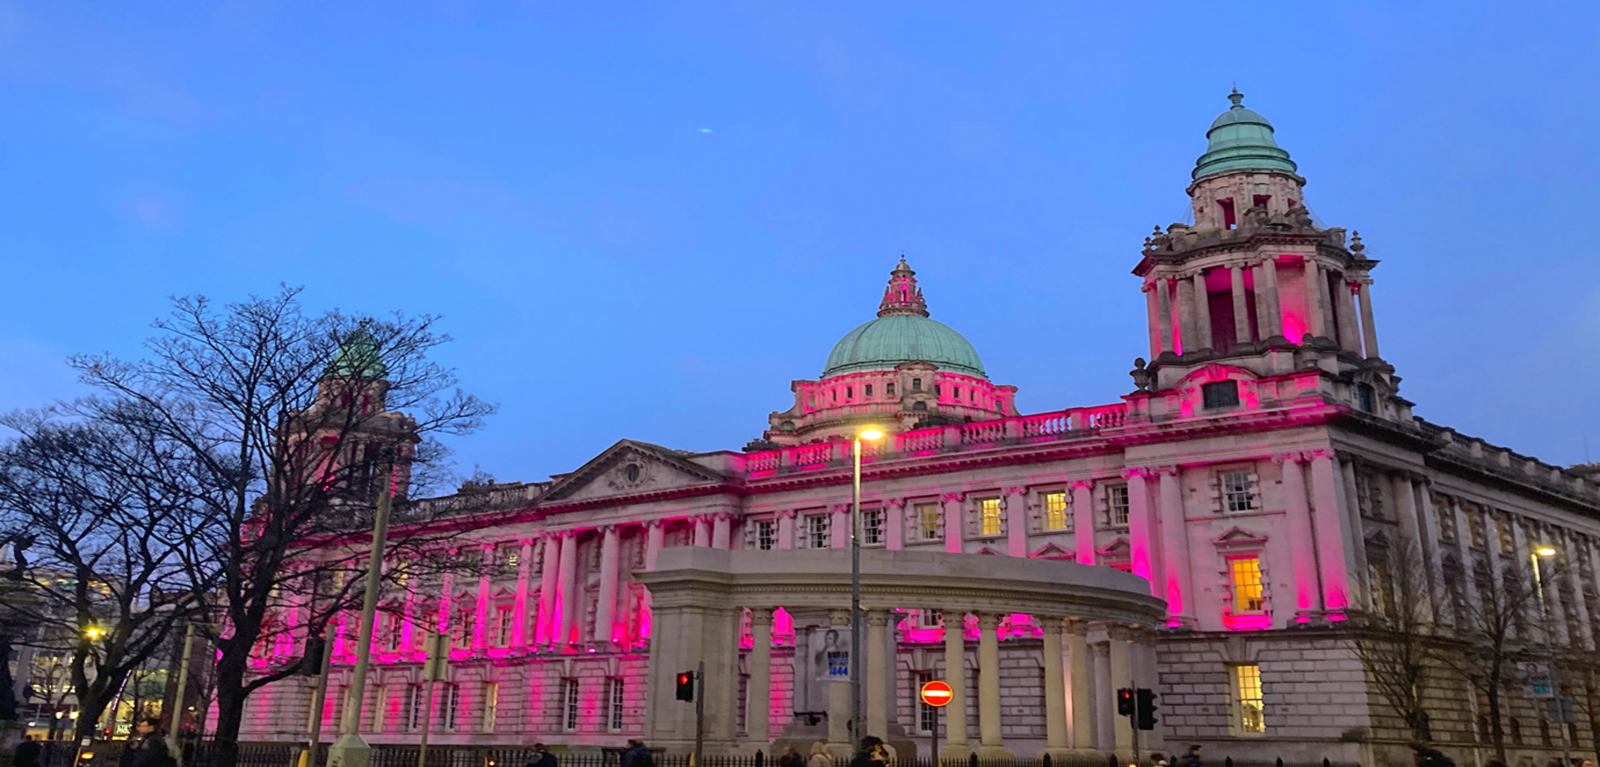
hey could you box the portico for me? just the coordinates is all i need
[637,547,1165,760]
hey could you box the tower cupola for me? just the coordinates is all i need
[1193,89,1300,182]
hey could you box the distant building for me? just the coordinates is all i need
[235,92,1600,767]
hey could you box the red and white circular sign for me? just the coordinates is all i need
[920,680,954,707]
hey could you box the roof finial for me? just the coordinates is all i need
[878,256,930,318]
[1228,86,1244,109]
[1350,230,1365,254]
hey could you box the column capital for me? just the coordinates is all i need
[750,607,775,626]
[830,503,850,515]
[1121,466,1154,480]
[828,609,851,627]
[1037,616,1065,635]
[866,610,892,628]
[1271,452,1307,465]
[885,498,906,509]
[597,524,619,536]
[1304,448,1336,462]
[943,492,966,503]
[1064,618,1089,636]
[1069,478,1095,491]
[1004,486,1027,497]
[975,612,1001,631]
[1155,465,1181,477]
[776,508,797,520]
[1107,625,1132,642]
[519,537,536,547]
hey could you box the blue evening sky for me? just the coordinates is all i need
[1,2,1596,490]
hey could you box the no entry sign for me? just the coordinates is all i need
[920,680,954,707]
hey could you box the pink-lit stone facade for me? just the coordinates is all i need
[231,93,1600,767]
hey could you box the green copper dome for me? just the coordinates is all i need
[328,325,386,379]
[821,257,987,379]
[823,315,987,378]
[1192,90,1298,181]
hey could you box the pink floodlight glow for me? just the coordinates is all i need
[1224,614,1272,631]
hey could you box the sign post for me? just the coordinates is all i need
[920,680,953,767]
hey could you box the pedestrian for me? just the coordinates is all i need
[780,747,806,767]
[524,744,558,767]
[119,718,176,767]
[849,737,885,767]
[1410,743,1455,767]
[1175,745,1203,767]
[807,742,833,767]
[1150,753,1169,767]
[14,735,41,767]
[621,739,653,767]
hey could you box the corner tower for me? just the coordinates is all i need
[759,257,1018,446]
[1131,90,1401,418]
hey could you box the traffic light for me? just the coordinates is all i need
[1135,688,1158,730]
[1116,688,1134,716]
[676,671,695,702]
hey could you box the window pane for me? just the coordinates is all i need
[916,502,941,540]
[1230,558,1264,612]
[1044,491,1069,531]
[1233,664,1265,733]
[979,498,1002,536]
[1223,471,1256,512]
[1108,486,1130,527]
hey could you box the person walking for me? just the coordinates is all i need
[119,718,176,767]
[807,742,833,767]
[780,747,805,767]
[523,744,558,767]
[620,739,653,767]
[1175,745,1203,767]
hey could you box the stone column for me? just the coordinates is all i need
[826,610,851,750]
[1260,256,1282,339]
[1390,474,1436,622]
[1303,260,1325,339]
[1067,620,1093,750]
[645,521,665,570]
[474,545,492,652]
[1071,481,1095,565]
[749,608,774,744]
[513,538,533,652]
[1155,278,1175,356]
[1338,460,1371,609]
[1108,628,1133,758]
[1125,469,1157,594]
[1230,263,1251,344]
[693,517,711,548]
[1005,487,1028,557]
[1275,454,1321,619]
[1566,534,1596,651]
[556,531,579,646]
[943,493,965,554]
[1176,275,1198,355]
[1416,485,1452,628]
[1309,451,1356,617]
[866,610,890,739]
[942,612,970,757]
[885,499,905,551]
[1358,279,1381,358]
[1252,260,1273,341]
[1157,466,1193,624]
[1335,277,1362,353]
[1192,272,1213,351]
[596,525,621,645]
[712,514,732,550]
[1450,498,1482,621]
[1040,617,1069,755]
[1090,639,1112,751]
[537,536,560,645]
[975,613,1008,757]
[1144,283,1163,359]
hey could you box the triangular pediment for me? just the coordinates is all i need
[1029,542,1073,560]
[1213,526,1268,549]
[975,546,1003,556]
[1097,536,1131,557]
[540,440,729,504]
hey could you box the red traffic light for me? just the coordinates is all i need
[676,671,695,702]
[1116,688,1134,717]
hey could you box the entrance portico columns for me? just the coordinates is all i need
[1039,616,1070,760]
[941,611,971,762]
[1066,620,1094,751]
[866,609,891,740]
[975,612,1012,759]
[1107,625,1135,759]
[748,607,774,745]
[826,609,852,750]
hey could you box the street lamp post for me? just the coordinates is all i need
[849,429,884,754]
[1530,545,1571,767]
[324,454,397,767]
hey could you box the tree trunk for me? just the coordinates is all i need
[1487,687,1506,763]
[210,647,250,767]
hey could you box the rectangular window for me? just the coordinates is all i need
[865,384,873,396]
[912,378,922,392]
[1107,485,1130,528]
[1043,491,1069,531]
[492,607,514,647]
[757,520,777,551]
[385,613,404,652]
[1219,197,1237,229]
[1230,557,1265,612]
[443,683,461,731]
[915,608,942,629]
[1222,471,1257,512]
[1231,664,1266,733]
[1356,383,1375,413]
[978,497,1003,536]
[863,509,884,545]
[916,502,941,540]
[886,383,896,395]
[916,671,936,733]
[846,387,853,398]
[1203,380,1240,409]
[934,384,942,397]
[501,545,520,569]
[953,387,960,399]
[482,683,499,732]
[806,514,830,549]
[406,684,426,731]
[608,678,625,732]
[563,678,580,731]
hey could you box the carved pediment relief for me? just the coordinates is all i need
[1213,525,1269,550]
[541,440,729,504]
[1029,542,1073,560]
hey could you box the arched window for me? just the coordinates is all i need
[912,401,927,412]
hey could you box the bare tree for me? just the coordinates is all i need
[0,409,216,741]
[1436,555,1545,763]
[1355,538,1437,742]
[64,286,492,767]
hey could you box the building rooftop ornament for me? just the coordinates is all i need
[1192,88,1300,181]
[821,257,987,379]
[327,322,387,379]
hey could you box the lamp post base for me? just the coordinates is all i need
[324,733,372,767]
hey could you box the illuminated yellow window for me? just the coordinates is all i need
[979,497,1003,536]
[1230,557,1264,612]
[916,502,942,540]
[1231,664,1266,733]
[1043,491,1069,531]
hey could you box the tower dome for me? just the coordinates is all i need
[821,257,987,379]
[1192,89,1299,181]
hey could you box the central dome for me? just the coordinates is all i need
[821,257,988,379]
[823,314,987,378]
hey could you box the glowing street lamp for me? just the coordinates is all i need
[83,626,105,641]
[1529,544,1571,767]
[850,427,885,749]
